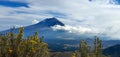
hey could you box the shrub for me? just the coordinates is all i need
[72,36,110,57]
[0,27,49,57]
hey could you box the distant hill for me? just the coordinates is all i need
[103,44,120,57]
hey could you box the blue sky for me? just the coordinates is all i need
[0,0,120,39]
[0,0,29,7]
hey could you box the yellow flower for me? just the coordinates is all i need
[9,49,13,53]
[30,40,37,44]
[32,48,36,53]
[72,53,76,57]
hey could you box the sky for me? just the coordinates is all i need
[0,0,120,39]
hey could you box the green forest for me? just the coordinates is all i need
[0,27,110,57]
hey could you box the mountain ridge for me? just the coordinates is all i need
[103,44,120,57]
[1,17,64,32]
[25,17,65,30]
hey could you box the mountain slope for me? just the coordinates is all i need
[103,44,120,57]
[25,17,64,30]
[1,17,65,36]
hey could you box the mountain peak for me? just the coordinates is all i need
[36,17,65,27]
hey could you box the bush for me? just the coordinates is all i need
[72,36,110,57]
[0,27,49,57]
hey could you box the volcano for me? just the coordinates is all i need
[1,17,120,52]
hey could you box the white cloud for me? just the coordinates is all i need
[32,19,39,24]
[52,25,100,34]
[62,38,76,40]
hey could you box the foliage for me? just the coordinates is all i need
[0,27,49,57]
[72,36,110,57]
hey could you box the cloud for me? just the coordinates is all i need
[32,19,39,24]
[52,25,101,34]
[0,0,120,39]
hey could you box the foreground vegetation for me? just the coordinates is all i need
[72,36,110,57]
[0,27,110,57]
[0,27,49,57]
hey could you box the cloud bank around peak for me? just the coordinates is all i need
[52,25,120,40]
[52,25,100,34]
